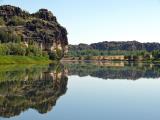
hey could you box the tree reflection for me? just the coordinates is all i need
[64,61,160,80]
[0,64,68,118]
[1,61,160,118]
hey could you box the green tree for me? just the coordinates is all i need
[152,50,160,59]
[7,16,25,26]
[0,17,5,26]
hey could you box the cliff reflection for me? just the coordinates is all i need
[0,64,68,118]
[64,61,160,80]
[1,62,160,118]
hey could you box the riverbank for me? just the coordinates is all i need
[0,56,52,64]
[62,55,154,62]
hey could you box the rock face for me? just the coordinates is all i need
[69,41,160,52]
[0,5,68,59]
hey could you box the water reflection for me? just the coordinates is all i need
[0,61,160,118]
[0,64,68,118]
[64,61,160,80]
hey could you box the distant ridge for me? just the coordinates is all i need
[69,41,160,52]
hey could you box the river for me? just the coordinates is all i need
[0,61,160,120]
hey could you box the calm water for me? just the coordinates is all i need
[0,62,160,120]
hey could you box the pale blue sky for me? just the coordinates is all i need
[1,0,160,44]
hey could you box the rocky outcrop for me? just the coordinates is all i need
[0,5,29,18]
[69,43,93,51]
[69,41,160,52]
[0,5,68,59]
[32,9,57,21]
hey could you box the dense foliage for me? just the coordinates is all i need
[68,49,150,57]
[68,48,160,61]
[0,29,22,43]
[0,17,5,25]
[151,50,160,60]
[7,16,26,26]
[0,43,48,57]
[49,48,64,60]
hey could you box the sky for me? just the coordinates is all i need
[1,0,160,44]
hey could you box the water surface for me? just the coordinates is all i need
[0,62,160,120]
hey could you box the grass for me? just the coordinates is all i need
[0,55,52,64]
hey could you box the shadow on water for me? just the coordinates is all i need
[0,61,160,118]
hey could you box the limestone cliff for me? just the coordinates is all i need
[0,5,68,59]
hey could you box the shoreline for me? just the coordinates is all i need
[0,56,53,64]
[61,59,160,64]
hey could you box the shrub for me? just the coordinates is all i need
[42,51,49,58]
[55,48,63,60]
[0,29,22,43]
[49,52,56,60]
[0,44,10,55]
[48,48,64,60]
[152,50,160,59]
[6,43,26,56]
[0,43,47,57]
[26,45,42,57]
[0,17,5,26]
[7,16,26,26]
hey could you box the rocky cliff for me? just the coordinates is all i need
[69,41,160,52]
[0,5,68,59]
